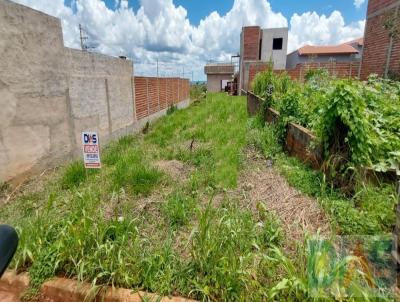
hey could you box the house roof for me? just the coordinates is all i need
[293,37,363,56]
[298,44,359,56]
[344,37,364,46]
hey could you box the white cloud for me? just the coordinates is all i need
[11,0,365,80]
[354,0,366,9]
[288,11,365,52]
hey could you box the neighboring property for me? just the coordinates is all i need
[360,0,400,79]
[286,39,363,69]
[239,26,288,93]
[204,63,235,92]
[242,36,364,89]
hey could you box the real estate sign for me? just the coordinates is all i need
[82,131,101,169]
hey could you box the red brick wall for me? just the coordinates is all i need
[360,0,400,79]
[134,77,190,120]
[367,0,397,14]
[248,61,360,88]
[243,26,261,60]
[134,77,148,120]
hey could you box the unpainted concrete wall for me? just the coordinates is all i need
[286,52,360,69]
[260,27,288,70]
[0,0,190,183]
[0,0,72,182]
[206,74,232,92]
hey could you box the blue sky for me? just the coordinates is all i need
[97,0,368,25]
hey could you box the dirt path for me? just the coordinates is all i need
[233,148,331,244]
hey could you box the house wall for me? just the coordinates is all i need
[286,52,360,69]
[206,74,233,92]
[260,27,288,69]
[239,26,261,94]
[360,0,400,79]
[0,0,190,183]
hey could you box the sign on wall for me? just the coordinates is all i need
[82,131,101,169]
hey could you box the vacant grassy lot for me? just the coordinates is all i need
[1,93,397,301]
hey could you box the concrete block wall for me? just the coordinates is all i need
[0,0,190,183]
[65,48,135,152]
[0,0,71,182]
[360,0,400,79]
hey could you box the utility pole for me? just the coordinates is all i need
[79,24,88,51]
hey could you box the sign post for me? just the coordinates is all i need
[82,131,101,169]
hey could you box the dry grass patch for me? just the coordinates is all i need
[154,160,193,182]
[233,148,331,243]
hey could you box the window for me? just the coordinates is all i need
[273,38,283,50]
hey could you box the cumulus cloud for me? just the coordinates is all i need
[354,0,366,9]
[11,0,365,80]
[289,11,365,52]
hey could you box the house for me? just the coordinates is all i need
[204,63,235,92]
[286,39,363,69]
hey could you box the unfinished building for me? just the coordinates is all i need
[239,26,288,93]
[204,63,235,92]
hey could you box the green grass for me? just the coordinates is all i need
[145,93,247,188]
[163,191,196,228]
[248,119,398,235]
[0,92,395,301]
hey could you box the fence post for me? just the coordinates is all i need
[146,78,150,118]
[157,77,160,111]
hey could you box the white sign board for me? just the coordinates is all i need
[82,131,101,169]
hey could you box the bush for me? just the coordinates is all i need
[251,71,400,173]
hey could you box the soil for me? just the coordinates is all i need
[154,160,193,181]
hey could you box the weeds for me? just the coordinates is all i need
[163,191,196,228]
[61,161,89,189]
[249,120,397,235]
[166,105,178,115]
[1,92,394,301]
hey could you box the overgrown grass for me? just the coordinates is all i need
[0,93,395,301]
[248,119,398,235]
[0,93,258,300]
[144,93,247,188]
